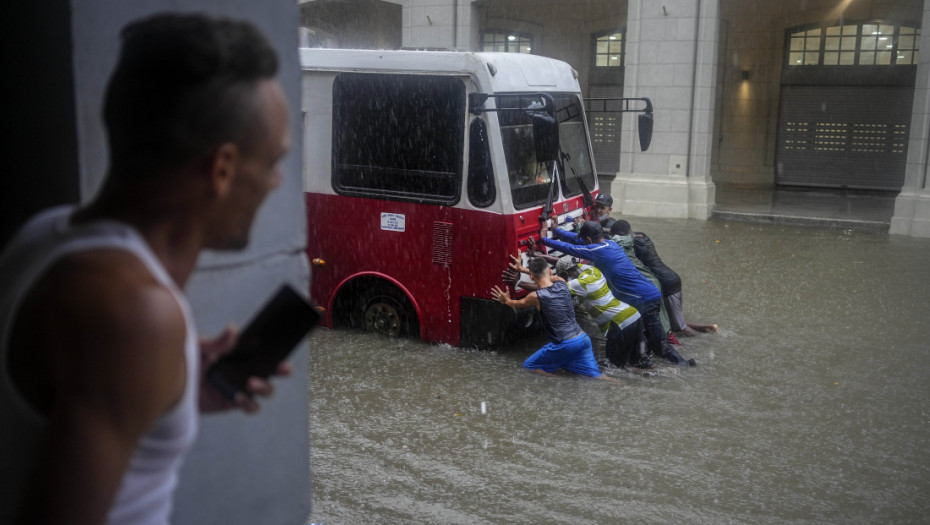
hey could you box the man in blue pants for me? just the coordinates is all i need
[491,257,618,381]
[540,219,696,366]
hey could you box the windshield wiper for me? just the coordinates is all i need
[539,162,557,224]
[561,151,593,210]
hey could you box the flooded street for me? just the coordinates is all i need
[307,218,930,524]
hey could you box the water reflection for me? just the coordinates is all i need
[308,218,930,524]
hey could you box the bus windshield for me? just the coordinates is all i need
[498,94,596,209]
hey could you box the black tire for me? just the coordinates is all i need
[356,285,418,338]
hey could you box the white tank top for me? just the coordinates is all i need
[0,206,199,524]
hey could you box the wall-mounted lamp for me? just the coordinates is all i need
[741,70,750,80]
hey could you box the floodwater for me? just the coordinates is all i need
[306,218,930,524]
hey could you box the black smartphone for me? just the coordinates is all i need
[206,284,319,402]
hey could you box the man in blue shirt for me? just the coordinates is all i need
[540,219,695,366]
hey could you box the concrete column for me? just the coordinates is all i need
[614,0,719,220]
[402,0,479,50]
[890,2,930,237]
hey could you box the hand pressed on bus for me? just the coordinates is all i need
[525,235,537,255]
[491,284,540,311]
[508,254,529,275]
[490,285,511,306]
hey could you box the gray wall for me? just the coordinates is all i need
[67,2,311,524]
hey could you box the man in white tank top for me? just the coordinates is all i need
[0,14,292,524]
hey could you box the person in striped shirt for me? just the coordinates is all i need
[554,257,655,370]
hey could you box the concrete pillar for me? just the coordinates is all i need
[891,2,930,238]
[402,0,480,50]
[614,0,719,220]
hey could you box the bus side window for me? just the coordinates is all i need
[467,118,495,207]
[331,73,464,205]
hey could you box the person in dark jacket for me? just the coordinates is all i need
[613,220,718,336]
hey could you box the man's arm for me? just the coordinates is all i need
[540,236,600,261]
[15,251,187,524]
[538,217,581,244]
[503,268,540,292]
[552,227,581,243]
[490,285,539,310]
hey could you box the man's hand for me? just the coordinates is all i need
[508,254,529,275]
[198,325,293,414]
[502,268,521,287]
[490,285,511,306]
[526,235,536,255]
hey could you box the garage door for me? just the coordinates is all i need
[776,85,912,190]
[776,21,919,191]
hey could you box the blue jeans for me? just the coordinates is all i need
[524,332,601,377]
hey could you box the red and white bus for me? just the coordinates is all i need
[300,49,652,348]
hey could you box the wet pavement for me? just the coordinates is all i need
[306,216,930,524]
[714,184,897,233]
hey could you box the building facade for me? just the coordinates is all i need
[299,0,930,237]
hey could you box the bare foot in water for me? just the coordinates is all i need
[687,322,718,334]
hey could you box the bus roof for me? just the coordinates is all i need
[298,48,581,94]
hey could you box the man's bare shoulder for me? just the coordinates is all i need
[42,249,181,327]
[33,249,188,413]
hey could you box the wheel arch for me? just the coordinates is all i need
[329,271,423,339]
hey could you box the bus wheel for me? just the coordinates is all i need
[359,286,417,338]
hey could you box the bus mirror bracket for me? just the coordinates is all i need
[468,92,560,163]
[583,96,655,152]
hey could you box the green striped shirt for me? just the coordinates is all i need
[566,265,641,335]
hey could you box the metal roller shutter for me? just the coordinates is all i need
[776,84,913,191]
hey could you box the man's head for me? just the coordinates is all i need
[593,193,613,220]
[578,220,604,244]
[527,257,551,279]
[104,14,289,249]
[610,220,631,237]
[555,256,580,280]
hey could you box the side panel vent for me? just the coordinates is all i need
[432,221,453,266]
